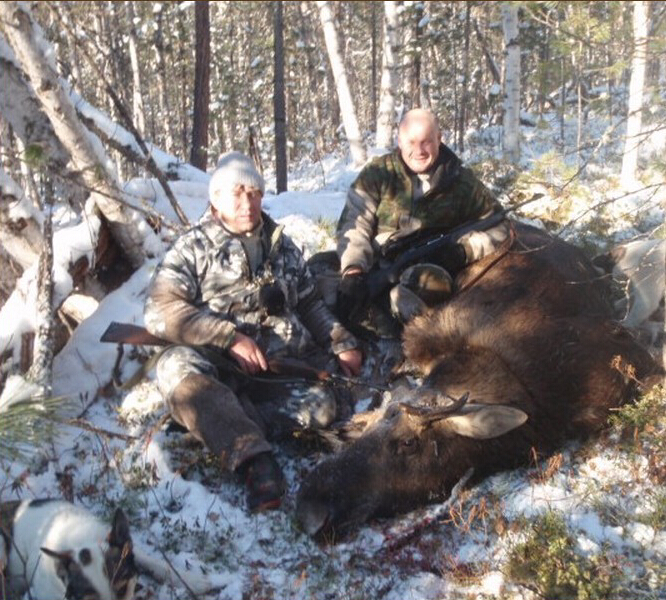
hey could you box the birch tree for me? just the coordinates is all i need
[26,199,54,398]
[501,2,520,164]
[0,36,70,173]
[0,1,149,267]
[0,167,43,271]
[125,1,146,139]
[376,1,399,150]
[621,1,648,185]
[316,0,367,166]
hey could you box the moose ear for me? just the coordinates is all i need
[108,508,132,549]
[444,405,527,439]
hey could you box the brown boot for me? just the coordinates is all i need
[167,373,271,471]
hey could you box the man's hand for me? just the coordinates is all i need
[228,331,268,374]
[337,268,368,318]
[336,348,363,377]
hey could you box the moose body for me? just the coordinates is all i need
[296,222,660,538]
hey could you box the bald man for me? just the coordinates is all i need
[336,108,508,330]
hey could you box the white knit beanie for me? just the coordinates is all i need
[209,151,264,210]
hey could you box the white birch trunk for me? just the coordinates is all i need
[502,2,520,164]
[316,1,367,166]
[0,1,148,267]
[376,1,399,150]
[126,1,146,138]
[401,1,416,110]
[0,166,43,269]
[0,35,70,170]
[621,1,648,185]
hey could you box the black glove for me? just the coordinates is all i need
[337,271,368,321]
[433,243,467,275]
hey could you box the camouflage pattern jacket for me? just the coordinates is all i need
[337,144,504,273]
[145,210,358,359]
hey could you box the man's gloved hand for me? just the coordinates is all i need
[434,243,467,275]
[337,269,368,321]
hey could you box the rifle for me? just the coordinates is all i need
[100,322,388,391]
[365,209,507,300]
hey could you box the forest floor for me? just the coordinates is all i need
[2,111,666,599]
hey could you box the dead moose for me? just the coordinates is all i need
[296,221,661,539]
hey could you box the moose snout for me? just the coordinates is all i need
[295,495,331,537]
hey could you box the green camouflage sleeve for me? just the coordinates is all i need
[144,232,236,349]
[336,160,386,273]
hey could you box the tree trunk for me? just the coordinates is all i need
[0,35,70,172]
[501,2,520,164]
[0,167,43,270]
[26,197,54,397]
[370,1,378,132]
[401,1,416,110]
[274,1,288,192]
[0,2,148,267]
[376,1,399,150]
[316,1,367,166]
[458,2,472,154]
[153,6,174,154]
[297,1,326,156]
[190,1,210,170]
[621,1,648,185]
[125,1,146,139]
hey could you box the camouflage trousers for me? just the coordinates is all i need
[154,345,341,470]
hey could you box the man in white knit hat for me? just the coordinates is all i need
[145,152,362,512]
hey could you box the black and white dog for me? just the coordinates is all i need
[0,499,212,600]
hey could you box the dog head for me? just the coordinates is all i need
[41,508,138,600]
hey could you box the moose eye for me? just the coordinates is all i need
[397,437,419,455]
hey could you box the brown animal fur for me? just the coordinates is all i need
[296,222,661,539]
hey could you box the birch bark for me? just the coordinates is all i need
[501,2,520,164]
[0,1,149,267]
[316,1,367,166]
[376,1,399,150]
[621,1,648,185]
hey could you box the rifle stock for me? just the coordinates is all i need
[99,322,386,389]
[100,322,169,346]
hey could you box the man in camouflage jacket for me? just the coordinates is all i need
[337,108,509,325]
[145,152,362,512]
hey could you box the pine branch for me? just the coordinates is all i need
[0,396,69,462]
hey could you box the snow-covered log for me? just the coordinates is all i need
[0,35,70,171]
[0,1,154,268]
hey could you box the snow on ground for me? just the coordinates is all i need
[1,110,666,599]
